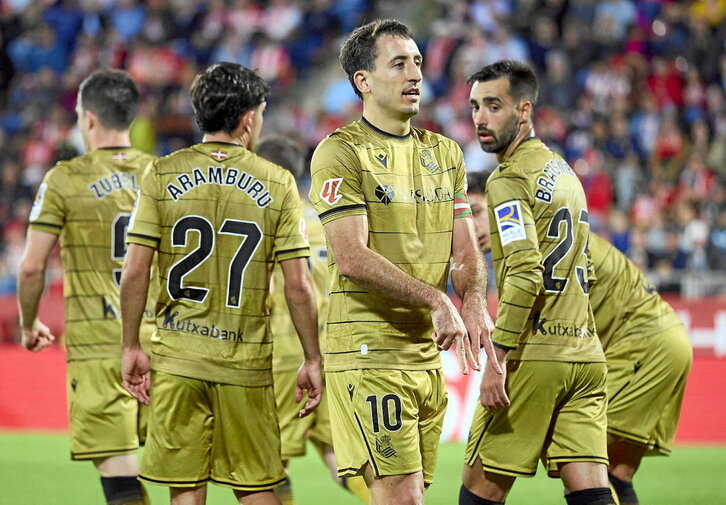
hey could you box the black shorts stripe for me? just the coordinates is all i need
[466,415,495,467]
[353,412,380,477]
[606,427,650,445]
[481,462,536,477]
[138,475,209,486]
[209,476,287,490]
[547,455,609,462]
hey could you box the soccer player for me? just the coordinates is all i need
[309,19,498,505]
[256,137,369,505]
[466,176,692,505]
[18,69,156,505]
[120,63,322,505]
[461,60,616,505]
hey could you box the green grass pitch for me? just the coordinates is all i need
[1,433,724,504]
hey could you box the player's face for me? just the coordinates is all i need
[364,35,423,120]
[470,192,491,253]
[469,78,521,154]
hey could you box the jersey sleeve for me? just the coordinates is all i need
[127,160,161,249]
[487,172,543,350]
[275,171,311,262]
[28,165,66,235]
[309,135,366,225]
[452,143,472,219]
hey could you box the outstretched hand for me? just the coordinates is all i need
[122,347,151,405]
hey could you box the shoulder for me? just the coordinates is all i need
[45,154,89,180]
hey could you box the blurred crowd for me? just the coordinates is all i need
[0,0,725,296]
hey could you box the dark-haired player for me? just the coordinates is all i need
[461,60,615,505]
[120,62,322,505]
[466,175,692,505]
[309,19,498,505]
[18,69,157,505]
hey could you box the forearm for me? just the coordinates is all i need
[451,247,487,303]
[494,269,541,348]
[285,282,321,362]
[120,270,149,350]
[341,246,448,310]
[17,268,45,329]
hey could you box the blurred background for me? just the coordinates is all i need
[0,0,725,389]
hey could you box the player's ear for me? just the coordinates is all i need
[239,109,255,134]
[519,100,532,123]
[354,70,369,95]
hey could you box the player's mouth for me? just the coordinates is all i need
[402,88,420,100]
[477,128,495,142]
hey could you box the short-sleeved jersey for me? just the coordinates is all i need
[28,147,157,362]
[486,138,604,362]
[589,234,684,350]
[309,118,468,371]
[271,202,329,372]
[127,142,309,387]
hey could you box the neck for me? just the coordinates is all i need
[497,123,535,163]
[362,104,412,137]
[203,131,249,148]
[88,130,131,151]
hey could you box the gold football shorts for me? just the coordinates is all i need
[139,371,285,491]
[274,368,332,460]
[465,360,608,478]
[67,358,146,461]
[605,324,692,455]
[327,368,447,485]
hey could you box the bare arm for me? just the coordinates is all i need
[120,243,154,404]
[17,230,58,352]
[450,218,501,374]
[280,257,323,417]
[323,214,474,374]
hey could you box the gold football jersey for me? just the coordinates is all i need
[28,147,158,362]
[486,138,604,362]
[270,202,329,372]
[127,142,309,386]
[589,234,683,350]
[309,118,468,371]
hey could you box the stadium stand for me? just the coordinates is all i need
[0,0,724,342]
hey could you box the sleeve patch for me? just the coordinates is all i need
[454,192,472,219]
[494,201,526,245]
[320,178,343,205]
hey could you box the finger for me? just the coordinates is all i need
[464,333,480,372]
[431,331,447,347]
[299,390,321,418]
[456,337,469,375]
[481,338,503,375]
[295,384,304,403]
[439,334,456,351]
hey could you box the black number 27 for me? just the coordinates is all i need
[167,216,262,307]
[542,208,589,294]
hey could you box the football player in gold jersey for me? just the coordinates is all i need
[120,63,322,505]
[256,137,370,505]
[18,69,156,505]
[309,19,499,505]
[467,174,691,505]
[461,61,615,505]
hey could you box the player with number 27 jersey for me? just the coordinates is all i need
[127,142,309,387]
[29,147,157,361]
[486,138,603,363]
